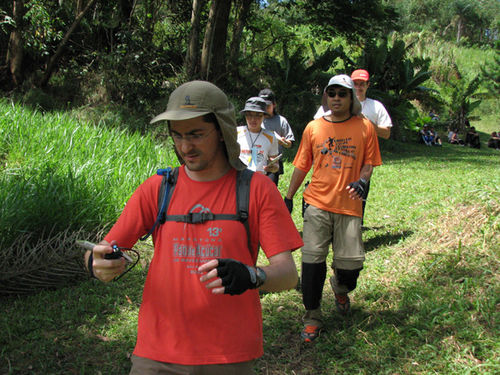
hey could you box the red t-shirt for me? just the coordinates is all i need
[104,166,303,365]
[293,116,382,217]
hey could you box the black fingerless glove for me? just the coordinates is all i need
[348,178,368,199]
[284,197,293,213]
[216,259,254,295]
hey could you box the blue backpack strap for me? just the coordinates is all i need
[158,167,178,224]
[140,167,178,241]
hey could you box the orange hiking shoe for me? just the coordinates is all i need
[301,324,320,343]
[335,293,350,315]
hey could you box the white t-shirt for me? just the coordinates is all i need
[237,126,279,173]
[359,98,392,128]
[314,98,392,128]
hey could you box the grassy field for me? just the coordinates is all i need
[0,103,499,374]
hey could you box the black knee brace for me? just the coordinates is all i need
[335,268,362,292]
[301,262,327,310]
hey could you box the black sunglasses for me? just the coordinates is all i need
[326,89,349,98]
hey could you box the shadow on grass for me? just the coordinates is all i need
[363,228,413,253]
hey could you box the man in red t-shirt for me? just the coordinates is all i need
[284,74,382,343]
[84,81,303,374]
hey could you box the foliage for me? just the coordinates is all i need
[254,45,343,134]
[408,115,433,132]
[439,73,484,131]
[403,31,499,126]
[287,0,399,41]
[392,0,500,46]
[219,3,345,133]
[480,47,500,96]
[23,0,65,57]
[0,8,15,33]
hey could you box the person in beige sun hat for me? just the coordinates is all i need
[84,80,303,374]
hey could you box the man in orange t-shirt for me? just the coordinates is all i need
[84,81,303,374]
[284,74,382,343]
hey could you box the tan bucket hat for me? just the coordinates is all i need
[150,80,246,171]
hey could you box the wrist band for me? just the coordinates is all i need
[88,251,96,279]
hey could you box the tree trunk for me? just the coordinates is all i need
[200,0,232,82]
[6,0,25,87]
[200,0,219,80]
[76,0,83,15]
[185,0,205,78]
[40,0,98,87]
[228,0,252,77]
[210,0,231,84]
[119,0,135,26]
[456,17,463,44]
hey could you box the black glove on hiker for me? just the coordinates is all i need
[216,258,254,295]
[348,178,368,199]
[284,197,293,213]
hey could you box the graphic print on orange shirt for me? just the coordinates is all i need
[317,136,356,170]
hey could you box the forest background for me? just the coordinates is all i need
[0,0,499,374]
[2,0,499,138]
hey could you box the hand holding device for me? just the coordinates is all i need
[77,240,138,281]
[76,240,133,262]
[267,154,282,166]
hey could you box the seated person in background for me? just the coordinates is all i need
[429,109,440,121]
[429,127,442,146]
[487,132,500,149]
[447,127,454,142]
[237,97,280,175]
[448,128,464,145]
[465,126,481,148]
[420,125,434,146]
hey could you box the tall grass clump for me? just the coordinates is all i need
[0,99,177,294]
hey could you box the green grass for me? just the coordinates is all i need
[0,100,176,244]
[0,103,499,374]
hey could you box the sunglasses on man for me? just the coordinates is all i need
[326,89,350,98]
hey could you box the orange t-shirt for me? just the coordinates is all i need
[293,116,382,217]
[104,166,303,365]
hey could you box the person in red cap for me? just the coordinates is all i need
[350,69,392,139]
[350,69,392,224]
